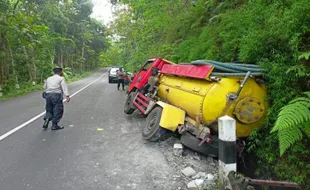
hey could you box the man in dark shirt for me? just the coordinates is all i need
[117,68,125,90]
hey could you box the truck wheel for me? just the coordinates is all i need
[108,78,112,83]
[181,132,219,157]
[124,92,136,114]
[143,107,169,142]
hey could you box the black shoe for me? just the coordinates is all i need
[42,120,49,129]
[51,125,64,130]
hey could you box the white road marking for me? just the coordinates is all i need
[0,72,107,142]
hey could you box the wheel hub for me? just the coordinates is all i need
[145,116,156,133]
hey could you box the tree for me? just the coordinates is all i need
[0,0,108,96]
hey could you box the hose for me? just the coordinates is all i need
[194,60,260,68]
[210,72,262,77]
[198,60,262,72]
[191,60,264,77]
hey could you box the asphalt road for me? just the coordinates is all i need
[0,70,183,190]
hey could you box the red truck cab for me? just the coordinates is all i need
[127,58,173,93]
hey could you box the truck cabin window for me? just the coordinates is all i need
[142,61,153,71]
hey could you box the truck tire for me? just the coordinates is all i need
[124,92,136,114]
[181,132,219,157]
[108,78,112,83]
[142,107,170,142]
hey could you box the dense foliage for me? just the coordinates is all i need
[108,0,310,187]
[0,0,109,97]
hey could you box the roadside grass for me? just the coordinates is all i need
[0,71,94,101]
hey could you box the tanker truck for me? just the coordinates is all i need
[124,58,267,157]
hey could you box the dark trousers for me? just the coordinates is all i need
[118,79,124,90]
[44,93,64,126]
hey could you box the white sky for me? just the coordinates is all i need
[91,0,114,25]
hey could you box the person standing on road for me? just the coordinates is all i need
[43,68,70,130]
[124,72,130,90]
[117,68,125,90]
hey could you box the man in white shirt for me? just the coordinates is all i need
[43,68,70,130]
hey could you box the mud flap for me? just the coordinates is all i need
[156,101,185,131]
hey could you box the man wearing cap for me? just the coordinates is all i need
[42,68,70,130]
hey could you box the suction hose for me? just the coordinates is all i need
[191,60,264,77]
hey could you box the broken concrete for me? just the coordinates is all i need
[182,167,197,177]
[192,172,207,179]
[187,180,198,189]
[173,143,183,157]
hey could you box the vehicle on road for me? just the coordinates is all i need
[108,66,123,83]
[124,58,267,157]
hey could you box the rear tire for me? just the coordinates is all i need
[124,92,136,114]
[142,107,170,142]
[181,132,219,157]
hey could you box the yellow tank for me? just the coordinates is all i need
[157,75,267,137]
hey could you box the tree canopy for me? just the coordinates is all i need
[0,0,109,95]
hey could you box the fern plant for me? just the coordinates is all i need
[271,92,310,156]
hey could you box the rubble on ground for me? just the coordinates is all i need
[158,136,219,190]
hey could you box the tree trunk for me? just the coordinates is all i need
[184,0,190,8]
[0,35,3,86]
[81,41,85,58]
[4,33,9,83]
[30,46,36,84]
[0,59,3,86]
[58,48,64,68]
[24,46,33,82]
[51,48,55,67]
[5,36,19,88]
[5,47,9,82]
[61,54,64,68]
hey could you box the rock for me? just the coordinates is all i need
[192,172,207,179]
[207,173,215,180]
[203,173,216,187]
[210,162,216,166]
[192,155,201,161]
[195,179,204,188]
[247,186,255,190]
[203,179,215,186]
[187,180,198,189]
[173,143,183,157]
[206,156,214,163]
[182,167,196,177]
